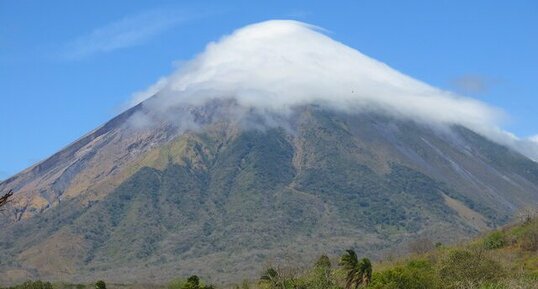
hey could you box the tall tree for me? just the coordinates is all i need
[0,190,13,210]
[179,275,214,289]
[339,250,372,289]
[95,280,106,289]
[312,254,333,289]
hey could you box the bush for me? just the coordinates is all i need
[308,255,334,289]
[518,222,538,251]
[95,280,106,289]
[369,259,439,289]
[438,249,504,289]
[483,231,505,250]
[2,281,53,289]
[168,276,214,289]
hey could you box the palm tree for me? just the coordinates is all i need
[339,250,372,289]
[260,267,282,289]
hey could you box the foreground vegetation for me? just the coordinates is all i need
[249,216,538,289]
[3,217,537,289]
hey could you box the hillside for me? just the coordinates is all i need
[1,105,538,284]
[3,216,538,289]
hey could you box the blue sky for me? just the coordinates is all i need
[0,0,537,179]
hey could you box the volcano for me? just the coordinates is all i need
[1,20,537,284]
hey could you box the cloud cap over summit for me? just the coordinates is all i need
[131,20,537,160]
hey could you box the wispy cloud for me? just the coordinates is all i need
[451,74,499,94]
[63,9,189,59]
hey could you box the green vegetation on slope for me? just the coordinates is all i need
[247,217,538,289]
[4,217,537,289]
[2,110,538,284]
[256,218,537,289]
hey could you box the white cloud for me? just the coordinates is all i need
[127,77,169,109]
[516,135,538,161]
[63,9,187,59]
[130,20,538,160]
[451,74,498,94]
[512,136,538,161]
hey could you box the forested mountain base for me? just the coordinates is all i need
[3,217,537,289]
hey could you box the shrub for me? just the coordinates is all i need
[483,231,505,250]
[438,249,504,289]
[95,280,106,289]
[369,259,438,289]
[309,255,334,289]
[518,222,538,251]
[2,281,54,289]
[168,276,214,289]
